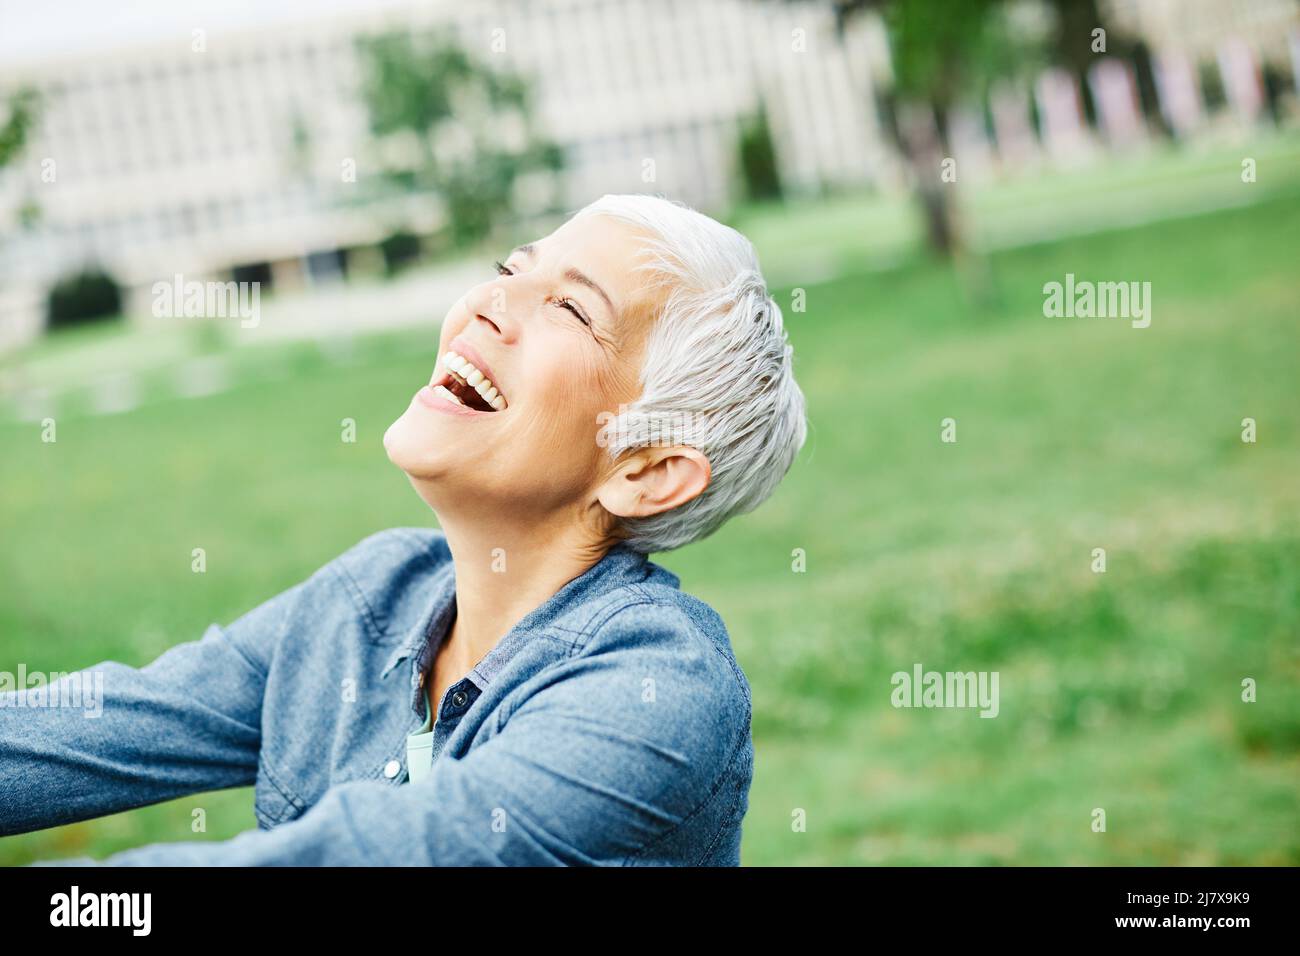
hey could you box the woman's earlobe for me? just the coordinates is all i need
[597,446,710,519]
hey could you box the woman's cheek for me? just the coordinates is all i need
[523,369,599,461]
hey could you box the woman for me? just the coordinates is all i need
[2,193,807,866]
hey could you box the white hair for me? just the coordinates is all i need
[571,193,807,554]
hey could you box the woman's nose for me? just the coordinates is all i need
[466,280,518,343]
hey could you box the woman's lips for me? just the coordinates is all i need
[414,342,509,418]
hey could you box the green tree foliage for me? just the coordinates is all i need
[1,87,43,237]
[0,87,39,170]
[353,30,563,249]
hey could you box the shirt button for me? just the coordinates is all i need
[452,690,469,707]
[383,760,401,779]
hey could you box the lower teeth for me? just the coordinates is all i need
[434,384,464,406]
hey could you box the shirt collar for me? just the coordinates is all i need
[381,541,653,685]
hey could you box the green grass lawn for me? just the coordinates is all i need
[2,184,1298,866]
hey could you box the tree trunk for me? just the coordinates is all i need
[897,101,961,258]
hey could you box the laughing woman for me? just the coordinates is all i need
[1,194,807,866]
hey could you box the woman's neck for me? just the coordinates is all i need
[436,513,611,672]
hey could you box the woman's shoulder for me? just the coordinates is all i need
[568,581,753,800]
[332,525,450,568]
[306,526,451,640]
[583,576,752,713]
[327,526,450,589]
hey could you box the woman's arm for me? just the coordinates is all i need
[24,602,752,865]
[0,580,303,836]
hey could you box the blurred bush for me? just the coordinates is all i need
[379,230,423,275]
[737,102,783,203]
[46,268,122,331]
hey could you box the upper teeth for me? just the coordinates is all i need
[442,351,507,410]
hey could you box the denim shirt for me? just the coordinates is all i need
[0,527,754,865]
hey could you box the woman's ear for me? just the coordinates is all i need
[596,446,712,519]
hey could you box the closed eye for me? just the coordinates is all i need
[553,297,590,326]
[493,259,592,328]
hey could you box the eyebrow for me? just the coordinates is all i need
[509,243,617,323]
[561,267,616,319]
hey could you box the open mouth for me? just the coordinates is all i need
[430,350,508,412]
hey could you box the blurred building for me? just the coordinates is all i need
[1105,0,1299,64]
[0,0,894,353]
[4,0,1298,356]
[1104,0,1300,134]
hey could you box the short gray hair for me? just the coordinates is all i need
[573,193,807,554]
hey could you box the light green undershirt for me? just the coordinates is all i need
[406,704,434,785]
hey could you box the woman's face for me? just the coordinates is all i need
[384,213,661,528]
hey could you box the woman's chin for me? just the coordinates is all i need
[382,417,444,478]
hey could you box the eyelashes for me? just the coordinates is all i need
[559,300,591,326]
[492,259,591,327]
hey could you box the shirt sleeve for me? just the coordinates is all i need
[30,602,751,866]
[0,577,306,837]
